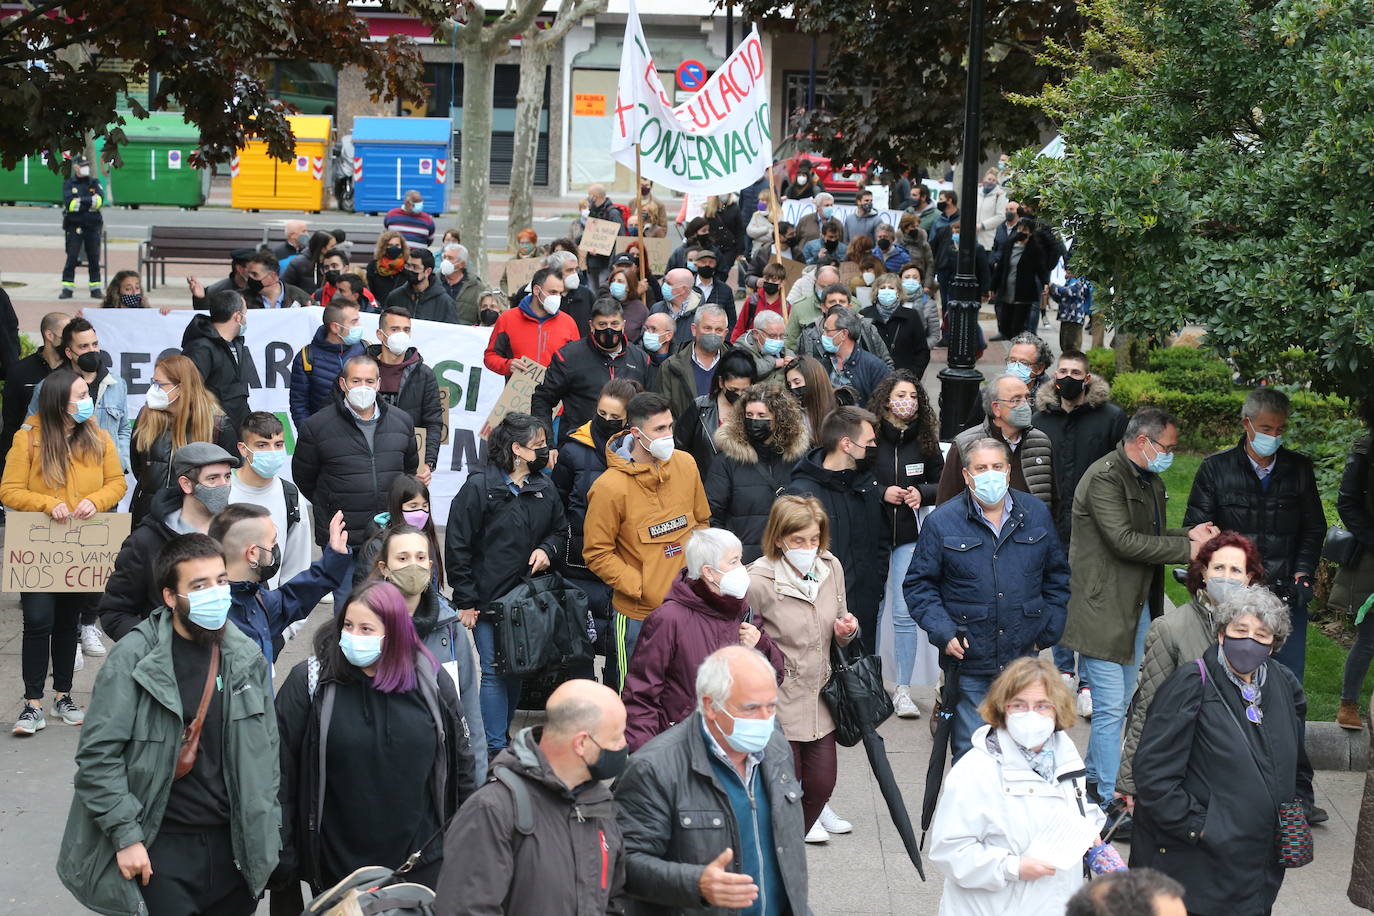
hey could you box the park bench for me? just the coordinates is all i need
[138,226,269,289]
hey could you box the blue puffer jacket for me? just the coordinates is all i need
[288,324,365,430]
[228,545,353,662]
[903,488,1070,678]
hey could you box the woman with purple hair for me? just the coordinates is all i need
[272,580,477,898]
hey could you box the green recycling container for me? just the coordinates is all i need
[105,112,208,208]
[0,152,66,205]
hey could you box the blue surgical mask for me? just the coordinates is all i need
[340,630,384,668]
[820,333,840,354]
[182,584,231,631]
[642,331,662,351]
[821,206,835,220]
[71,397,94,424]
[1247,420,1282,457]
[762,337,785,356]
[688,261,699,274]
[901,278,921,296]
[951,232,960,245]
[412,201,424,213]
[715,703,776,754]
[609,281,627,300]
[1144,440,1175,474]
[660,282,675,301]
[1005,361,1033,383]
[249,448,286,478]
[970,469,1010,505]
[342,324,364,346]
[877,288,898,307]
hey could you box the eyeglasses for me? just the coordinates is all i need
[995,396,1029,407]
[148,380,178,391]
[1146,436,1178,455]
[1005,701,1057,715]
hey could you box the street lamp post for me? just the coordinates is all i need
[937,0,988,440]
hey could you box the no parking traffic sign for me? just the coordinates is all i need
[676,59,708,92]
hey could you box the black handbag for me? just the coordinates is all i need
[821,639,894,747]
[1322,524,1362,567]
[484,572,593,677]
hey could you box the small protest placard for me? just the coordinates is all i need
[580,217,621,257]
[779,258,805,286]
[481,358,547,438]
[4,512,131,593]
[616,235,673,274]
[502,257,542,295]
[839,261,862,287]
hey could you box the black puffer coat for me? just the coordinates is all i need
[550,419,613,571]
[444,461,569,612]
[292,398,420,547]
[180,314,251,431]
[872,417,944,546]
[861,303,930,379]
[1183,440,1326,590]
[705,387,810,563]
[365,343,444,469]
[789,446,891,654]
[1032,376,1128,544]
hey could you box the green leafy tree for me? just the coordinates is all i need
[737,0,1084,169]
[1016,0,1374,395]
[1,0,448,167]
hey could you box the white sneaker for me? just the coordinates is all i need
[893,686,921,719]
[79,624,106,657]
[818,803,852,835]
[805,821,830,844]
[1076,687,1093,718]
[74,647,84,672]
[319,592,334,604]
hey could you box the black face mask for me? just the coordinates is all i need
[782,236,797,248]
[824,238,840,252]
[877,238,892,251]
[697,264,717,280]
[251,543,282,582]
[480,308,501,326]
[585,739,629,781]
[593,414,624,441]
[592,327,623,351]
[851,443,877,474]
[722,388,744,406]
[324,269,342,286]
[75,351,102,374]
[405,269,424,286]
[1054,376,1086,400]
[525,446,550,473]
[244,276,265,295]
[745,418,773,444]
[762,281,780,295]
[789,385,807,402]
[385,244,404,259]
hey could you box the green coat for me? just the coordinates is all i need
[1060,445,1192,664]
[57,609,281,916]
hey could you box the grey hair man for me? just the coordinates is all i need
[737,308,794,382]
[1184,386,1324,683]
[815,304,891,404]
[539,249,594,335]
[615,646,810,914]
[937,372,1057,509]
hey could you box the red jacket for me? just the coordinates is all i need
[622,570,785,751]
[731,290,785,342]
[483,300,581,376]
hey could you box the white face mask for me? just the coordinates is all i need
[385,330,411,356]
[638,431,674,462]
[542,293,562,315]
[862,271,876,286]
[784,547,817,573]
[715,565,751,599]
[145,385,174,411]
[346,385,378,410]
[1005,710,1056,750]
[437,258,456,277]
[563,272,581,291]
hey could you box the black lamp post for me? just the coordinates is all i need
[937,0,987,440]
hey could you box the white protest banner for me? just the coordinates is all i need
[782,197,905,234]
[611,0,771,196]
[85,308,504,521]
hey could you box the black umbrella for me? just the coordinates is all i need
[920,640,965,848]
[861,727,927,880]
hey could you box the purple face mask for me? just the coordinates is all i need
[402,509,431,529]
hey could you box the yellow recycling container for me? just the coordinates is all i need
[230,115,332,211]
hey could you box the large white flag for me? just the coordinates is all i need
[610,0,772,196]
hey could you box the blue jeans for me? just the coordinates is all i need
[1080,605,1152,802]
[1273,593,1308,683]
[951,673,994,762]
[603,612,645,694]
[474,620,524,756]
[886,543,919,684]
[1052,645,1089,689]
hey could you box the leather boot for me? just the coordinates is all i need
[1338,699,1364,731]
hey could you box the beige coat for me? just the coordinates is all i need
[746,551,854,742]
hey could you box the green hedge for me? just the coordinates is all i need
[1087,347,1116,381]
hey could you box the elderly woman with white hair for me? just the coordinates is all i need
[623,528,784,752]
[1130,586,1313,916]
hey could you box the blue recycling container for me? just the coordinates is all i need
[351,117,452,215]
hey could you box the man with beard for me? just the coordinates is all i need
[59,533,280,916]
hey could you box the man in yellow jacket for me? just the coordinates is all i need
[583,391,710,692]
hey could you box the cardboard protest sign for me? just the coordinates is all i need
[481,359,548,438]
[616,235,673,274]
[780,258,805,286]
[502,257,542,295]
[5,512,132,593]
[580,217,621,257]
